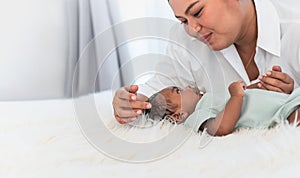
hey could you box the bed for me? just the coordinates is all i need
[1,90,300,178]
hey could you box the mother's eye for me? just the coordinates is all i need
[193,7,203,17]
[180,20,188,24]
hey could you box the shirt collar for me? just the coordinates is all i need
[254,0,281,56]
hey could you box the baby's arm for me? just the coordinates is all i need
[204,81,246,136]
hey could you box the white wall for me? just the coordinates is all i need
[0,0,68,100]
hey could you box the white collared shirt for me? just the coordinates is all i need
[139,0,300,97]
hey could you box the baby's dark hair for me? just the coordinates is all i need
[145,90,169,121]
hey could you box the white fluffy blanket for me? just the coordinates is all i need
[1,90,300,178]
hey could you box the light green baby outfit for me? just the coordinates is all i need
[185,88,300,132]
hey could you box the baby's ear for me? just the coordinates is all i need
[178,112,189,123]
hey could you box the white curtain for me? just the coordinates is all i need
[65,0,121,97]
[66,0,176,97]
[0,0,175,100]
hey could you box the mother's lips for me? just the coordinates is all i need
[199,32,212,43]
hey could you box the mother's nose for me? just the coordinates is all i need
[188,18,202,32]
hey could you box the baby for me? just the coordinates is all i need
[146,81,300,136]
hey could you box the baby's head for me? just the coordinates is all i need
[147,86,204,124]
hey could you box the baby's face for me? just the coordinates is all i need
[161,86,203,123]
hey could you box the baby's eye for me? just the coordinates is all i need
[176,87,183,94]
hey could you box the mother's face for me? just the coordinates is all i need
[168,0,245,51]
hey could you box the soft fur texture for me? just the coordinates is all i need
[1,90,300,178]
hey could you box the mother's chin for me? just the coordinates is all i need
[206,39,233,51]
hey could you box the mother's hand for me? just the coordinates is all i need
[112,85,151,124]
[258,66,294,94]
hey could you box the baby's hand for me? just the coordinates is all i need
[229,81,246,97]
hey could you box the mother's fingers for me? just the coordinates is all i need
[259,81,283,93]
[259,74,293,93]
[113,98,151,123]
[272,65,282,72]
[114,107,142,119]
[116,88,137,101]
[124,85,139,94]
[116,99,151,111]
[265,70,293,84]
[114,113,138,124]
[257,83,267,90]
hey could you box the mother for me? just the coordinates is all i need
[113,0,299,124]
